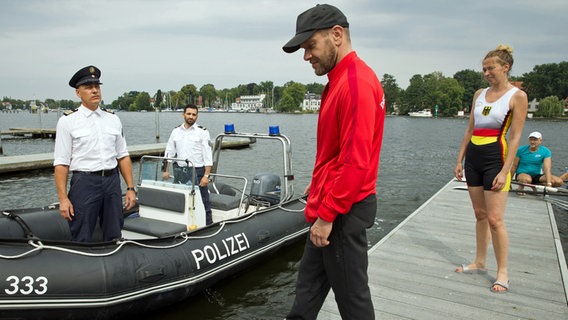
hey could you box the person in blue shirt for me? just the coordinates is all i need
[511,131,567,194]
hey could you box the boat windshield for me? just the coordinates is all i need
[139,156,199,190]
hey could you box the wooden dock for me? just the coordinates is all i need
[0,139,255,174]
[0,128,57,139]
[0,143,166,174]
[318,179,568,319]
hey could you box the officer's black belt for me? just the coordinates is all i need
[73,167,118,177]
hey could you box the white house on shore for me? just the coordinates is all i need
[231,94,266,112]
[302,92,321,112]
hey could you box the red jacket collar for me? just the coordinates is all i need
[327,51,358,82]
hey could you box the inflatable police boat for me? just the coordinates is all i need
[0,129,309,320]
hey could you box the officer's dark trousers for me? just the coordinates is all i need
[68,171,123,242]
[173,165,212,225]
[286,195,376,320]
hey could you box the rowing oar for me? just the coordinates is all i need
[453,179,568,196]
[511,181,568,195]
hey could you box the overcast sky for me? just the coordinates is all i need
[1,0,566,103]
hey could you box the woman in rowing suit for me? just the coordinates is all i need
[454,44,528,293]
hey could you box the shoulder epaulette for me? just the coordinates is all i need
[101,108,115,114]
[198,125,207,130]
[63,108,78,116]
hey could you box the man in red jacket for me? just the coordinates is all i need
[283,4,385,320]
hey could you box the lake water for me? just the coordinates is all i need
[1,111,567,319]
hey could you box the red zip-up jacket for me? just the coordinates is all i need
[305,51,385,223]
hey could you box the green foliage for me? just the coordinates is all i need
[381,74,401,114]
[171,91,185,108]
[59,100,78,110]
[398,72,464,116]
[154,90,162,110]
[179,84,198,106]
[245,83,259,95]
[278,94,297,112]
[2,97,29,110]
[437,77,464,116]
[400,74,425,114]
[199,84,216,108]
[305,82,325,95]
[112,91,139,111]
[453,69,484,111]
[258,81,273,93]
[217,88,233,108]
[233,84,250,97]
[45,99,56,108]
[535,96,565,118]
[273,86,283,105]
[278,81,306,112]
[132,92,151,111]
[259,81,274,108]
[522,62,568,101]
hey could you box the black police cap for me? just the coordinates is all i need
[69,65,102,88]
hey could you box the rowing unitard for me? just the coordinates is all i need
[465,87,518,191]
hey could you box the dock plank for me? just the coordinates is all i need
[317,179,568,319]
[0,128,57,138]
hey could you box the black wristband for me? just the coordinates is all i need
[126,187,136,191]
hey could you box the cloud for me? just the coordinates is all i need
[0,0,566,102]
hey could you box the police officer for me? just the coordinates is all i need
[54,65,136,242]
[162,104,213,225]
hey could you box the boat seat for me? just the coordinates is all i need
[209,193,241,211]
[123,216,187,238]
[137,186,186,213]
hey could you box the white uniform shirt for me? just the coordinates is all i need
[53,105,129,171]
[164,123,212,167]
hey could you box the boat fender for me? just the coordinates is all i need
[188,188,198,231]
[2,211,37,240]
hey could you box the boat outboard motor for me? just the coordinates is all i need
[250,173,281,205]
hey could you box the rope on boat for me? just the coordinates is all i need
[0,240,44,259]
[0,237,190,259]
[277,197,308,213]
[0,198,307,259]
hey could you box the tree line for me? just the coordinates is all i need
[2,61,567,117]
[384,61,568,117]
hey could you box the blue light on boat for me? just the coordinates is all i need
[224,123,235,134]
[269,125,280,136]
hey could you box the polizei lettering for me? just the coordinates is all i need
[191,233,251,270]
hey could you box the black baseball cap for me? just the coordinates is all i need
[282,4,349,53]
[69,65,102,88]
